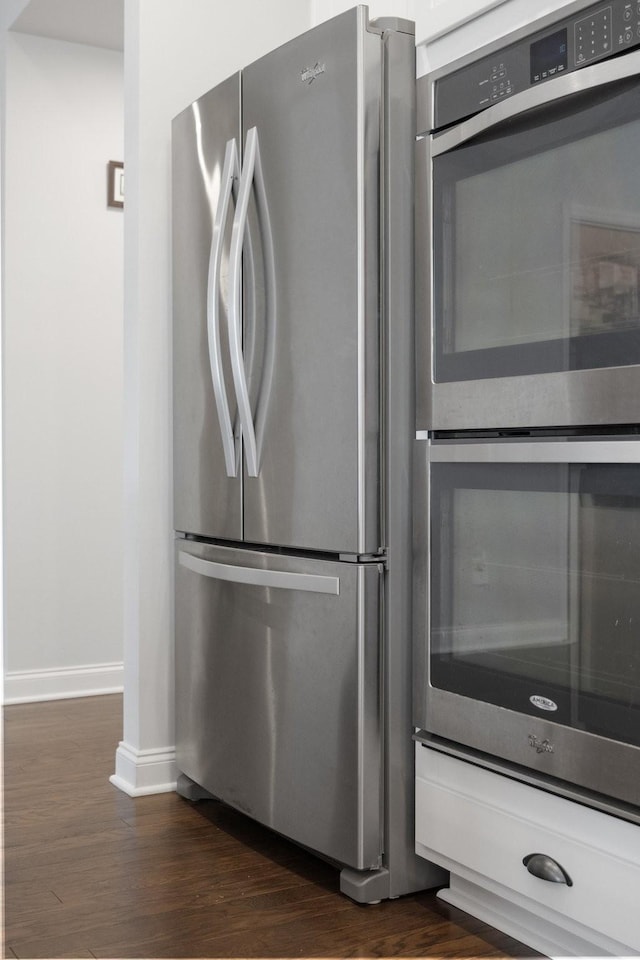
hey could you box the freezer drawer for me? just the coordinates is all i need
[175,539,383,870]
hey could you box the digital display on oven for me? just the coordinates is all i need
[530,27,568,83]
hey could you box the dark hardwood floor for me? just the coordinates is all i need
[3,695,540,958]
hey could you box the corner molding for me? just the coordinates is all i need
[110,740,177,797]
[3,662,124,704]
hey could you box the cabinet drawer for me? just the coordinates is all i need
[416,746,640,951]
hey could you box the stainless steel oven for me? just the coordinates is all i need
[416,0,640,432]
[414,431,640,821]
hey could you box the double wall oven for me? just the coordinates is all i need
[415,0,640,822]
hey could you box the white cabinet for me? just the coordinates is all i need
[416,0,578,77]
[416,0,507,49]
[416,745,640,957]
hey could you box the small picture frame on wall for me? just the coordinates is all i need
[107,160,124,209]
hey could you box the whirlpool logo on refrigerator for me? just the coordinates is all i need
[301,62,326,84]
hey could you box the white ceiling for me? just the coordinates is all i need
[11,0,124,51]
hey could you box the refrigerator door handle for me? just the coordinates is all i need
[207,137,241,477]
[178,550,340,595]
[248,126,277,477]
[229,126,276,478]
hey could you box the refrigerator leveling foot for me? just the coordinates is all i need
[340,866,390,904]
[176,772,216,802]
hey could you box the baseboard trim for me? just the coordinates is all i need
[110,740,177,797]
[437,872,632,958]
[3,662,124,704]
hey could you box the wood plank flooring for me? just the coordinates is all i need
[3,695,541,958]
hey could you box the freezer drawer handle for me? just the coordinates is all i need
[179,551,340,595]
[229,126,276,478]
[207,136,241,477]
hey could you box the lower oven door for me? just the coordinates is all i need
[414,433,640,810]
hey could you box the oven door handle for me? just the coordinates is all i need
[427,439,640,464]
[431,48,640,157]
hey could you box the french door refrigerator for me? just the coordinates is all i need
[172,7,442,902]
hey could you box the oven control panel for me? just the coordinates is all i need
[433,0,640,130]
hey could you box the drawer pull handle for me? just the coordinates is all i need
[523,853,573,887]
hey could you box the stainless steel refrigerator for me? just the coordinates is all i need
[172,6,443,903]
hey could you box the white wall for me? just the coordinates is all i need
[312,0,415,25]
[0,1,30,31]
[112,0,313,797]
[3,33,124,702]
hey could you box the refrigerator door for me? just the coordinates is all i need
[239,9,382,555]
[172,75,243,540]
[175,538,382,870]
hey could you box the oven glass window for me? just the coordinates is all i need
[433,82,640,382]
[431,461,640,746]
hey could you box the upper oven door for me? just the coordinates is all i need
[417,50,640,431]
